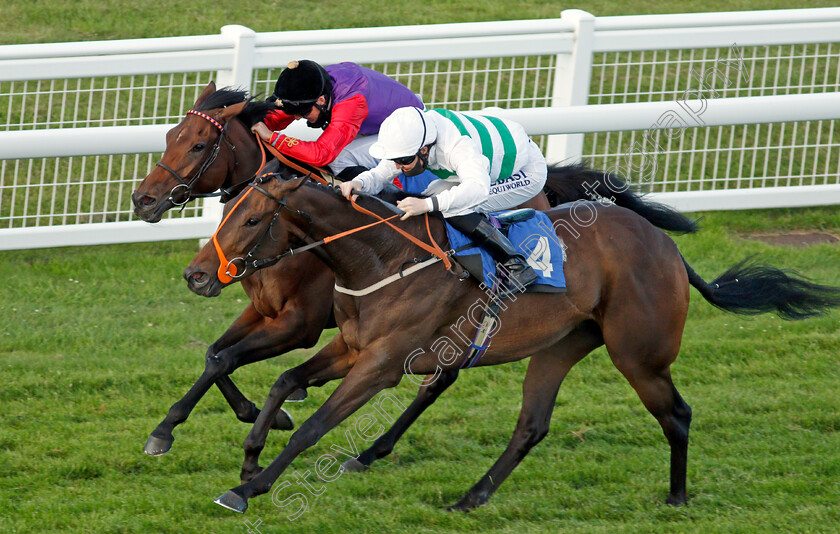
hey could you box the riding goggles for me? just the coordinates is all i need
[390,154,417,166]
[269,94,317,116]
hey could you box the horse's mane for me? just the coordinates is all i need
[195,87,248,112]
[193,86,275,128]
[240,99,275,128]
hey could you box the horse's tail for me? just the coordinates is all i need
[682,256,840,320]
[543,163,698,234]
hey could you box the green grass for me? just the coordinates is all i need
[1,1,838,44]
[0,207,838,533]
[2,2,840,533]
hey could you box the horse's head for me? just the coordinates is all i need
[184,174,312,296]
[132,82,251,222]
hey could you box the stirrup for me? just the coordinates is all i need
[501,257,538,289]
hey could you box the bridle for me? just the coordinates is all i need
[212,174,314,284]
[155,109,239,207]
[211,175,454,285]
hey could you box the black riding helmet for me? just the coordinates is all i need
[270,60,333,121]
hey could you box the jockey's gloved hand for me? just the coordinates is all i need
[339,179,363,200]
[396,197,431,220]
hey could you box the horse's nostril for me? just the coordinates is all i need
[138,195,156,207]
[191,272,206,282]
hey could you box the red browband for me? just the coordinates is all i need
[186,109,224,132]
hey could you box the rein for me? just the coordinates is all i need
[211,175,453,285]
[258,138,332,186]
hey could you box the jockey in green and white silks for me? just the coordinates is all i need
[340,107,548,289]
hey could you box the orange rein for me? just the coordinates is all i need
[210,177,452,284]
[257,135,331,185]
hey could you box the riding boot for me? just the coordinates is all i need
[448,213,538,290]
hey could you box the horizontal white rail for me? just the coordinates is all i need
[0,50,232,81]
[0,219,218,251]
[481,92,840,135]
[0,121,320,159]
[3,93,835,160]
[593,22,840,52]
[254,33,574,66]
[254,19,573,46]
[651,185,840,212]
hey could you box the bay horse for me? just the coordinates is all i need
[183,174,840,513]
[131,84,698,456]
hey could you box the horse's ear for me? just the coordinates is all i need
[193,81,216,108]
[217,100,248,123]
[287,175,310,192]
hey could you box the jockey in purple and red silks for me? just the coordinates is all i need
[251,60,424,180]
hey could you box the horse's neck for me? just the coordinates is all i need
[296,187,448,288]
[223,119,263,190]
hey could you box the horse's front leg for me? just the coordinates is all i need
[212,296,327,425]
[143,301,315,456]
[216,345,403,513]
[237,333,359,484]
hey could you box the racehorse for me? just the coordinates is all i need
[132,83,698,456]
[183,174,840,513]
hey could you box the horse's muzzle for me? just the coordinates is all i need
[132,192,168,223]
[183,266,222,297]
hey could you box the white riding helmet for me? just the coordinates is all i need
[369,107,437,160]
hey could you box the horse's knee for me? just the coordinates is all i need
[243,434,264,457]
[204,348,236,375]
[270,369,301,396]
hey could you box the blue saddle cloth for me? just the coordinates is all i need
[399,171,566,292]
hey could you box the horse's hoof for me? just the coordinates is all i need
[143,434,174,456]
[286,388,308,402]
[214,490,248,513]
[341,457,369,473]
[447,493,485,512]
[665,493,687,506]
[271,408,294,431]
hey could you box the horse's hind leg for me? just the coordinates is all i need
[602,309,692,505]
[346,369,460,472]
[612,362,691,505]
[450,321,603,511]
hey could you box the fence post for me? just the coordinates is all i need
[199,25,257,245]
[545,9,595,165]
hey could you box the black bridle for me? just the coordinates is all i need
[155,109,239,207]
[221,174,316,280]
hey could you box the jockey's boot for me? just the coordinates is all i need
[448,213,538,290]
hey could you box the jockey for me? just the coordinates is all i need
[340,107,547,289]
[251,60,424,179]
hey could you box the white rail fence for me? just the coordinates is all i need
[1,8,839,250]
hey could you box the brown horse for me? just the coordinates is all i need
[132,84,698,456]
[183,175,840,514]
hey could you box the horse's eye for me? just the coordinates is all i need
[192,143,206,152]
[245,217,261,227]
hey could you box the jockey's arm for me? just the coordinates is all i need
[426,137,490,215]
[350,159,401,196]
[264,95,369,168]
[261,109,296,134]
